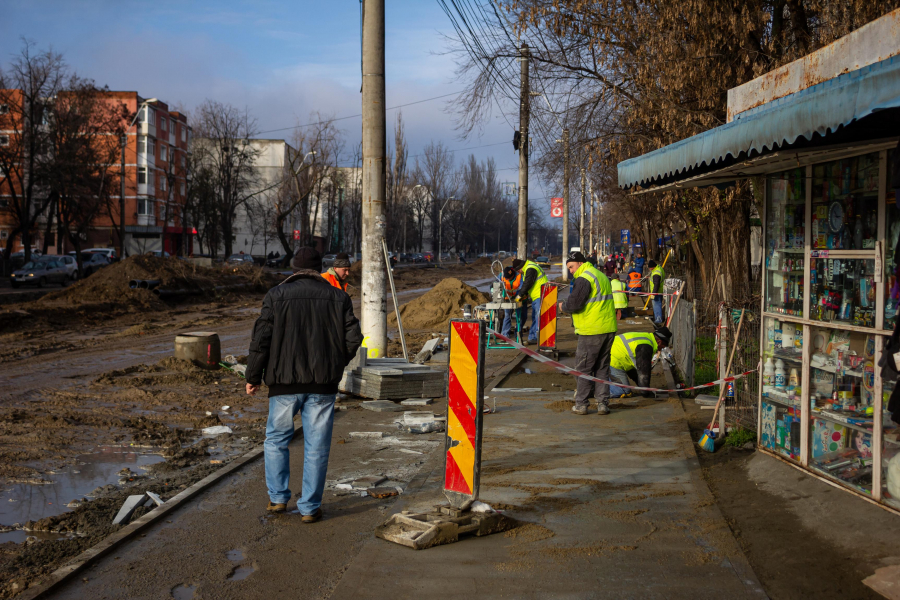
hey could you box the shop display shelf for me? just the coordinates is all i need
[812,410,874,435]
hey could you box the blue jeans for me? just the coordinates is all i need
[608,367,631,397]
[501,307,525,338]
[652,296,664,324]
[528,297,541,342]
[264,393,335,514]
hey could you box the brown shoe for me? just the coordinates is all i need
[301,508,323,524]
[267,501,286,513]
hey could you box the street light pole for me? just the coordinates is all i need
[438,196,454,265]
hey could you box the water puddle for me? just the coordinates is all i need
[0,445,164,543]
[226,548,256,581]
[171,583,196,599]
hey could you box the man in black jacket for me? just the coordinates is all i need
[246,247,362,522]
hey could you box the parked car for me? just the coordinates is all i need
[534,256,550,267]
[68,252,110,276]
[226,254,255,265]
[7,250,42,271]
[322,254,337,269]
[411,253,425,263]
[11,259,69,288]
[265,254,286,268]
[86,247,118,262]
[146,250,171,258]
[40,254,79,280]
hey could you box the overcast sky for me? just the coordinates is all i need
[1,0,556,207]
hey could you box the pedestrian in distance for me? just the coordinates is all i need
[511,257,549,345]
[246,247,363,522]
[558,251,618,415]
[604,254,617,278]
[648,259,666,325]
[321,252,351,292]
[609,327,672,399]
[611,267,628,320]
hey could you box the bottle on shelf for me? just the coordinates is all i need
[775,359,786,391]
[763,357,775,394]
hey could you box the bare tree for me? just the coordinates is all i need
[0,40,68,273]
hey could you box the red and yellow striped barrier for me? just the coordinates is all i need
[539,283,557,350]
[444,319,486,508]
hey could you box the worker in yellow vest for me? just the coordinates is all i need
[648,259,666,324]
[609,327,672,398]
[558,251,617,415]
[511,258,548,345]
[610,269,628,320]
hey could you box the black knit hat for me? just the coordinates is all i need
[503,266,516,280]
[654,325,672,345]
[511,258,526,270]
[566,251,587,264]
[333,252,351,268]
[290,247,322,272]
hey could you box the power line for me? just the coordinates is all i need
[255,90,464,136]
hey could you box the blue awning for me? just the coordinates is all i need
[618,55,900,189]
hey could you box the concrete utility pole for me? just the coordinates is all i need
[579,166,585,252]
[361,0,387,358]
[589,178,594,255]
[561,128,570,281]
[516,44,530,259]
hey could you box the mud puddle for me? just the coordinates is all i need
[0,446,163,543]
[226,548,256,581]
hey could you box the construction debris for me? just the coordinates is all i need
[375,504,516,550]
[352,475,387,488]
[112,494,150,525]
[201,425,233,435]
[349,431,386,439]
[146,491,165,507]
[360,400,407,413]
[367,487,400,499]
[401,398,434,406]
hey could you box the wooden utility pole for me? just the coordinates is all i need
[561,128,570,281]
[516,44,530,259]
[361,0,387,357]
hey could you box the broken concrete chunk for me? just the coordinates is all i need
[202,425,233,435]
[335,483,353,490]
[401,411,436,425]
[400,398,434,406]
[112,494,149,525]
[146,491,165,507]
[360,400,406,412]
[404,421,446,434]
[471,501,494,513]
[349,431,385,439]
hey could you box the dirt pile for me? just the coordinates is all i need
[38,255,272,308]
[388,277,489,330]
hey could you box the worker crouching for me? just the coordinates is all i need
[608,327,672,399]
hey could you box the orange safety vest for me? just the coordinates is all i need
[503,273,522,297]
[628,272,642,290]
[321,270,347,292]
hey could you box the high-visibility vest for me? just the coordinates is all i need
[628,272,642,290]
[522,260,548,300]
[503,273,522,297]
[611,332,658,372]
[611,278,628,309]
[321,269,347,292]
[571,262,617,335]
[651,265,665,294]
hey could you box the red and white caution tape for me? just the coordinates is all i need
[487,327,756,393]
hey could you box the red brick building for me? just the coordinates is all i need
[0,91,193,256]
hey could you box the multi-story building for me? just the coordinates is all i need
[0,90,192,256]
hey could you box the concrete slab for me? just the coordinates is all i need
[360,400,407,412]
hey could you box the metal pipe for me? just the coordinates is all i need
[383,237,408,361]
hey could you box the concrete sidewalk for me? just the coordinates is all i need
[333,394,766,599]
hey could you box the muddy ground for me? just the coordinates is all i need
[0,258,497,597]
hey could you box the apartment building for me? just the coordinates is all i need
[0,90,192,256]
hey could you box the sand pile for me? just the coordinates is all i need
[39,255,271,307]
[388,277,489,330]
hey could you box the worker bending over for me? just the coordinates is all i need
[500,266,525,339]
[511,258,548,345]
[559,251,617,415]
[609,327,672,398]
[321,253,351,292]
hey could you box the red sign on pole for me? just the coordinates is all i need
[550,197,563,218]
[293,230,300,241]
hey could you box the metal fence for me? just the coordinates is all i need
[692,278,762,431]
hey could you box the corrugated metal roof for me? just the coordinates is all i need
[617,55,900,189]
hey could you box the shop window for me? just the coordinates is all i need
[886,149,899,330]
[810,258,876,328]
[761,315,803,461]
[807,327,879,495]
[812,153,879,250]
[764,169,806,316]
